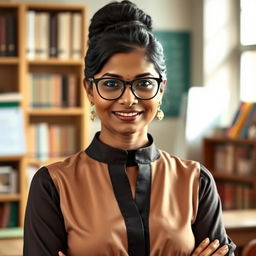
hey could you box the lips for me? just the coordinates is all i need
[112,111,143,121]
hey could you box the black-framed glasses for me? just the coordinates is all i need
[88,76,162,100]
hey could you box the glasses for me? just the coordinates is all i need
[88,76,162,100]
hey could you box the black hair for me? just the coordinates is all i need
[84,0,167,85]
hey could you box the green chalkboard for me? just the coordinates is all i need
[154,31,190,117]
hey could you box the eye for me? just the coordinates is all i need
[102,79,120,88]
[135,79,154,88]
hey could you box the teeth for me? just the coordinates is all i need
[115,112,139,117]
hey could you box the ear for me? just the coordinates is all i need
[160,79,167,94]
[83,78,94,104]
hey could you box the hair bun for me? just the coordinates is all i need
[88,0,152,40]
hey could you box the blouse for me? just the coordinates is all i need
[23,132,236,256]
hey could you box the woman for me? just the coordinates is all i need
[23,1,236,255]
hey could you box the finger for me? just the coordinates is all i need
[200,239,220,256]
[191,237,210,256]
[58,252,65,256]
[212,245,229,256]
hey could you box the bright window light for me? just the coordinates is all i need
[240,51,256,101]
[240,0,256,45]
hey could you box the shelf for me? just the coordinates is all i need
[204,136,256,145]
[0,194,21,202]
[0,58,19,65]
[0,1,89,231]
[0,155,23,162]
[27,59,83,66]
[213,172,254,184]
[28,108,84,116]
[27,3,86,11]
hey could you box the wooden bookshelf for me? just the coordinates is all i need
[203,136,256,210]
[0,2,89,231]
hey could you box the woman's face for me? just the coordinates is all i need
[86,49,165,140]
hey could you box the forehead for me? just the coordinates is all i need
[96,50,158,78]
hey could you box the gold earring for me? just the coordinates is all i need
[90,103,96,121]
[156,102,164,121]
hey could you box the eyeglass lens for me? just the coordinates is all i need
[96,78,159,100]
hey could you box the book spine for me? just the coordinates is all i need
[240,103,256,138]
[68,74,77,107]
[26,11,35,59]
[71,12,82,59]
[61,75,69,107]
[39,12,50,59]
[6,12,17,57]
[228,102,254,138]
[49,13,58,58]
[0,14,7,57]
[57,12,71,59]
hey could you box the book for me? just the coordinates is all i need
[34,12,50,59]
[61,75,69,107]
[57,12,71,59]
[227,102,254,138]
[36,122,49,161]
[0,202,11,228]
[49,13,58,58]
[68,74,77,107]
[0,14,6,56]
[8,202,18,227]
[239,103,256,138]
[6,12,17,57]
[0,92,22,103]
[226,102,244,137]
[71,12,82,59]
[38,12,50,59]
[26,10,36,59]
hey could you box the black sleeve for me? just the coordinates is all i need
[23,167,67,256]
[192,165,236,255]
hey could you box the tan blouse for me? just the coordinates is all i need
[23,133,236,256]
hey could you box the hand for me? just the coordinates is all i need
[58,252,66,256]
[192,238,229,256]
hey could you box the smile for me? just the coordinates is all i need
[113,111,142,117]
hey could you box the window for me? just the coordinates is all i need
[240,0,256,101]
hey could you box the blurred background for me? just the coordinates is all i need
[0,0,256,255]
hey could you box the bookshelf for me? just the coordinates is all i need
[0,2,89,232]
[203,137,256,210]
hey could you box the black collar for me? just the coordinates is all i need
[85,132,160,165]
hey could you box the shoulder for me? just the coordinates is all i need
[157,150,201,177]
[46,150,87,175]
[44,150,88,191]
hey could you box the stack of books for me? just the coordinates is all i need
[26,11,82,59]
[226,102,256,139]
[28,123,76,161]
[214,143,253,176]
[0,202,18,228]
[29,73,77,108]
[217,183,253,210]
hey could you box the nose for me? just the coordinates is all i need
[118,86,138,106]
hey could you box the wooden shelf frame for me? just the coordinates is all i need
[0,2,90,230]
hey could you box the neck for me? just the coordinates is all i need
[99,130,149,150]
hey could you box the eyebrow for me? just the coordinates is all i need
[101,72,155,79]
